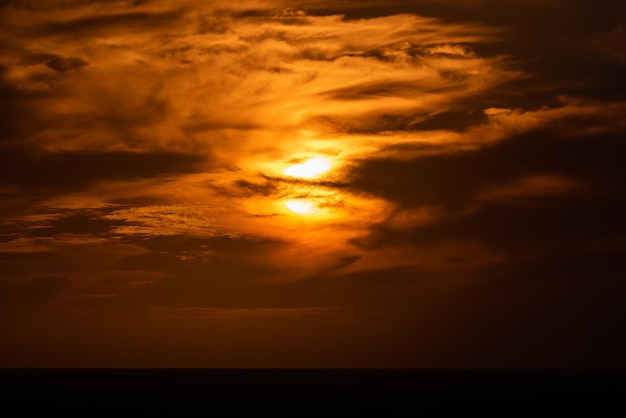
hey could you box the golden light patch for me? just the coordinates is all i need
[284,199,318,215]
[284,157,332,179]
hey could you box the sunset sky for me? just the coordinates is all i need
[1,0,625,367]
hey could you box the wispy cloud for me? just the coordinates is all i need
[104,205,239,238]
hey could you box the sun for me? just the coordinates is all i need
[284,199,317,215]
[284,157,332,179]
[282,156,334,214]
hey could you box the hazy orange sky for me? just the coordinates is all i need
[1,0,625,367]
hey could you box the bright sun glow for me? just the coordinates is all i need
[285,200,317,215]
[284,157,332,179]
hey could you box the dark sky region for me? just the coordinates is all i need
[1,0,625,367]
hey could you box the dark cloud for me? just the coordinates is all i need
[108,235,293,307]
[33,9,186,38]
[347,127,626,208]
[10,49,89,73]
[113,234,285,270]
[0,148,204,191]
[230,179,280,197]
[196,12,232,34]
[355,195,626,256]
[29,212,127,236]
[306,110,458,133]
[45,56,89,72]
[232,7,311,25]
[322,81,437,101]
[409,108,488,131]
[302,0,626,35]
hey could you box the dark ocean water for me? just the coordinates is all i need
[1,369,624,416]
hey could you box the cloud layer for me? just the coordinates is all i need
[1,0,625,367]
